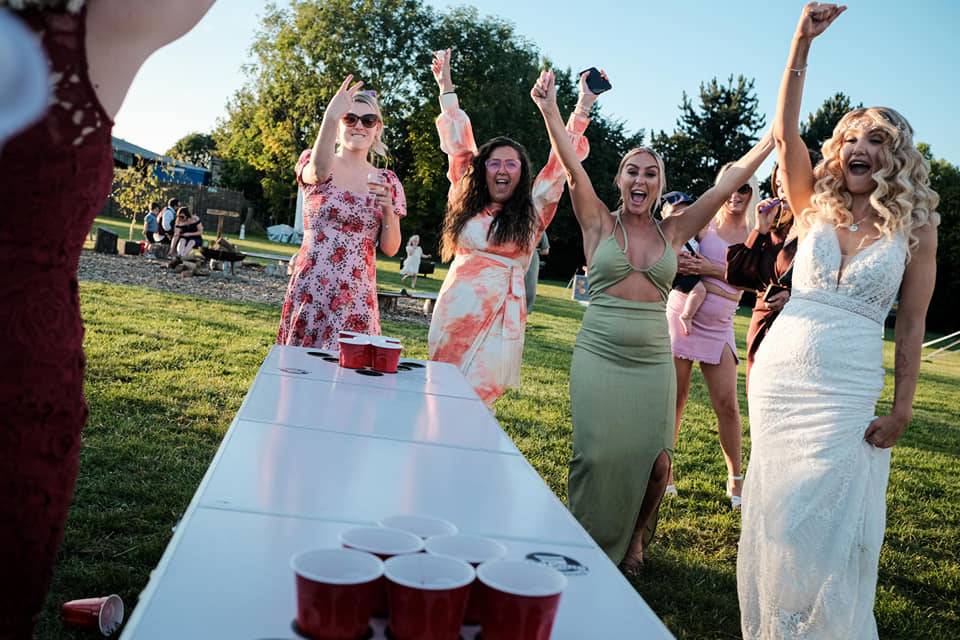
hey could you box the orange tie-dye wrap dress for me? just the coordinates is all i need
[427,93,591,405]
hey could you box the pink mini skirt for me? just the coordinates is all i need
[666,289,739,365]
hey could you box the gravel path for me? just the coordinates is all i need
[77,249,431,326]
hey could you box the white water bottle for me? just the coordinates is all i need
[239,224,246,240]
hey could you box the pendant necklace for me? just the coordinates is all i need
[849,214,870,232]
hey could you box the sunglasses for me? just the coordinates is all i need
[342,113,380,128]
[736,183,753,195]
[484,158,522,173]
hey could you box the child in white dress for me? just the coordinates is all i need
[400,234,430,289]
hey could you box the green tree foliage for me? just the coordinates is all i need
[919,144,960,331]
[800,92,861,153]
[111,160,163,240]
[214,0,643,276]
[651,75,765,197]
[166,132,217,168]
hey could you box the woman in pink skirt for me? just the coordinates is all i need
[666,167,760,509]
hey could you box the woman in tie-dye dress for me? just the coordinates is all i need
[427,49,600,405]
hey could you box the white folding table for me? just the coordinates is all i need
[121,345,673,639]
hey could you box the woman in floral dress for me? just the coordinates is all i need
[427,49,599,405]
[277,77,406,348]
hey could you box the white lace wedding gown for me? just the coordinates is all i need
[738,220,907,639]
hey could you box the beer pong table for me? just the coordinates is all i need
[120,345,673,639]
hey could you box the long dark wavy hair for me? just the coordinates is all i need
[440,137,536,262]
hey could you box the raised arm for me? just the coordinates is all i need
[302,76,364,185]
[531,70,607,240]
[87,0,219,118]
[664,132,775,247]
[865,223,937,448]
[531,70,599,231]
[432,49,478,189]
[774,3,847,223]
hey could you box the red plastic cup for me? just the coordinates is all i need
[60,594,124,635]
[425,535,508,624]
[370,337,402,373]
[340,526,424,617]
[290,548,383,640]
[475,560,567,640]
[384,553,475,640]
[338,336,371,369]
[339,330,367,340]
[378,514,458,540]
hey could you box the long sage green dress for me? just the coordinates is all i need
[568,214,678,564]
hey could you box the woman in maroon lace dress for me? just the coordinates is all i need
[0,2,215,635]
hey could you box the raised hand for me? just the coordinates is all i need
[530,69,558,116]
[796,2,846,40]
[755,198,782,234]
[431,48,454,93]
[576,68,608,114]
[326,74,364,121]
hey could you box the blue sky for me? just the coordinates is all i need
[113,0,960,173]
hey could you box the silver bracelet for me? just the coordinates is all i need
[789,65,807,77]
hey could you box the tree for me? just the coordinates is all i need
[651,75,765,197]
[166,132,217,168]
[111,160,165,240]
[215,0,433,223]
[800,92,861,153]
[919,143,960,331]
[214,0,644,277]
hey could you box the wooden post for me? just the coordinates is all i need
[206,209,241,242]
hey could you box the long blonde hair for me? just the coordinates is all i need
[799,107,939,258]
[713,162,759,231]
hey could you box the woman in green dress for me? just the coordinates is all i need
[531,70,774,572]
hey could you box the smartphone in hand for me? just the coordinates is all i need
[762,283,789,302]
[578,67,612,95]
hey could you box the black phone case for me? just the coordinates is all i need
[578,68,611,95]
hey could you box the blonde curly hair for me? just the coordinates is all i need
[799,107,940,259]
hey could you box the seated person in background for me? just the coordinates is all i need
[662,191,706,335]
[143,202,160,245]
[169,207,204,258]
[159,197,179,243]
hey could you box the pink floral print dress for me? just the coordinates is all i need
[277,149,406,348]
[428,93,590,405]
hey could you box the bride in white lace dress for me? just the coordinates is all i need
[737,4,940,639]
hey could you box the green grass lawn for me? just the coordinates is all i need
[35,265,960,638]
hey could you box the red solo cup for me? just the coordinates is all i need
[60,594,124,635]
[370,338,402,373]
[378,514,458,540]
[377,335,401,345]
[425,535,507,624]
[475,560,567,640]
[290,548,383,640]
[339,330,367,340]
[384,553,475,640]
[338,336,371,369]
[340,527,424,617]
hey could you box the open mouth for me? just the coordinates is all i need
[494,177,510,188]
[848,159,872,176]
[629,189,647,205]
